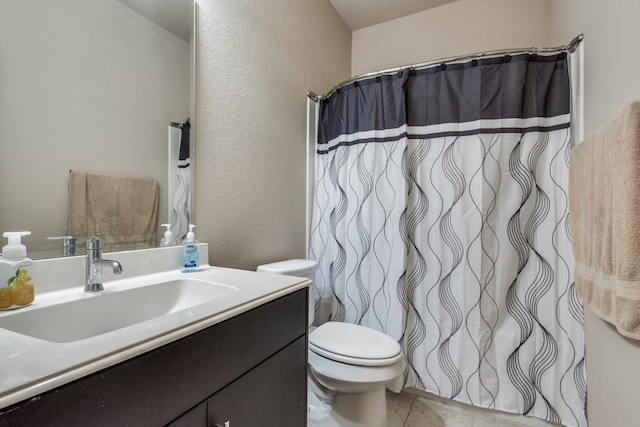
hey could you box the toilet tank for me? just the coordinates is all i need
[256,259,318,325]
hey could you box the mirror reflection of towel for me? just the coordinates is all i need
[68,171,159,251]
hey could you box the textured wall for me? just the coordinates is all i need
[351,0,552,76]
[195,0,351,270]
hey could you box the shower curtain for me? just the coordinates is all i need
[310,52,586,427]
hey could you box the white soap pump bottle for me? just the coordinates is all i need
[180,224,199,272]
[0,231,35,310]
[160,224,176,247]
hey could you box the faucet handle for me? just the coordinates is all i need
[47,236,78,256]
[86,238,102,251]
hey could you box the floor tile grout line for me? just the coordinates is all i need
[402,396,415,427]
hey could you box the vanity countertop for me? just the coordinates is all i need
[0,265,309,410]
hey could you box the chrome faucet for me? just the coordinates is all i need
[85,238,123,292]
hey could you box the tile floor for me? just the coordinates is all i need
[386,390,546,427]
[309,389,559,427]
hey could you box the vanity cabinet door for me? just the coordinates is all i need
[207,336,307,427]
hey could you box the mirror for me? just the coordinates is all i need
[0,0,195,259]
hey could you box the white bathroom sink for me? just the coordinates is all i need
[0,279,238,343]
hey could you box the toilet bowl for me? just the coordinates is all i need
[256,259,404,427]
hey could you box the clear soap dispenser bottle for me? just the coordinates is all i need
[181,224,199,273]
[160,224,176,247]
[0,231,35,310]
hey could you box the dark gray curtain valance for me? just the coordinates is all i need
[318,52,570,150]
[318,71,408,149]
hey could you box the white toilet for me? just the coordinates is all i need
[256,259,404,427]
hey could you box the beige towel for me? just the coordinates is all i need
[570,100,640,339]
[69,171,159,252]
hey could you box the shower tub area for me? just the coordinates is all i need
[306,36,585,427]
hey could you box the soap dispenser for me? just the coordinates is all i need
[160,224,176,247]
[181,224,199,273]
[0,231,35,310]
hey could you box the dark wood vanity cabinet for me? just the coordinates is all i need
[0,288,308,427]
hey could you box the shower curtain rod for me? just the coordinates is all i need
[308,34,583,102]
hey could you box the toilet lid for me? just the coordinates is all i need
[309,322,401,366]
[256,259,318,276]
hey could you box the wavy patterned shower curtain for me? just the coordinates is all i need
[310,53,586,427]
[169,120,191,241]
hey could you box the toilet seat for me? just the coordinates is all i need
[309,322,402,367]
